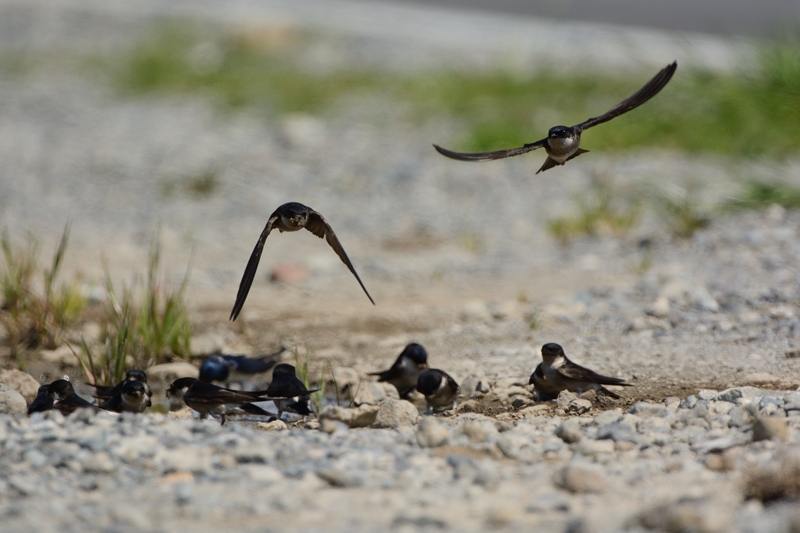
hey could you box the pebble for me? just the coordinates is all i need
[0,370,41,404]
[557,391,592,415]
[0,384,27,416]
[596,422,639,444]
[319,405,379,428]
[416,417,449,448]
[628,401,667,417]
[553,462,607,494]
[752,417,788,442]
[555,419,582,443]
[372,399,419,428]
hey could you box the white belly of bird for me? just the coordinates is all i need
[548,137,577,162]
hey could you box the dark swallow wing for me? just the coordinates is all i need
[433,139,547,162]
[230,212,280,321]
[574,61,677,133]
[239,403,272,416]
[185,383,271,405]
[100,393,124,413]
[228,355,279,374]
[304,209,375,305]
[266,375,315,398]
[368,355,407,381]
[89,382,121,401]
[556,360,631,386]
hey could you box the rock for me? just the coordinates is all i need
[727,406,754,428]
[148,362,198,393]
[680,395,698,409]
[715,386,764,403]
[555,419,582,443]
[526,492,571,513]
[696,390,718,401]
[638,500,730,533]
[593,409,622,426]
[553,462,607,494]
[628,401,667,417]
[745,373,781,386]
[557,391,591,415]
[319,405,379,428]
[353,381,399,406]
[0,370,40,404]
[373,399,418,428]
[575,439,615,456]
[596,422,638,444]
[752,417,788,442]
[316,468,365,488]
[156,448,212,474]
[331,367,360,391]
[416,417,449,448]
[82,452,115,474]
[255,419,288,431]
[459,418,497,443]
[320,418,349,435]
[497,434,528,459]
[460,376,491,397]
[0,384,27,416]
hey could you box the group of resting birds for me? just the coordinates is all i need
[27,341,629,423]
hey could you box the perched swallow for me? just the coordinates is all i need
[28,384,54,415]
[48,379,100,415]
[528,363,561,402]
[101,380,152,413]
[266,363,315,418]
[416,368,460,413]
[199,351,281,388]
[538,343,631,399]
[433,61,677,173]
[166,377,277,425]
[230,202,375,321]
[90,369,152,403]
[369,343,429,398]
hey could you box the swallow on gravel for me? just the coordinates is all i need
[368,343,429,398]
[48,379,100,416]
[229,202,375,321]
[266,363,315,419]
[528,363,561,402]
[166,377,279,425]
[28,384,54,415]
[90,369,152,403]
[433,61,677,174]
[416,368,460,413]
[199,350,282,388]
[538,343,632,399]
[101,380,152,413]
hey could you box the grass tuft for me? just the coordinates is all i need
[0,226,88,366]
[648,183,711,238]
[547,176,640,243]
[726,179,800,211]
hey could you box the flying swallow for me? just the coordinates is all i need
[101,380,152,413]
[538,343,631,399]
[199,350,282,388]
[90,369,152,403]
[528,363,561,402]
[166,377,278,425]
[266,363,315,419]
[368,343,428,398]
[433,61,677,173]
[229,202,375,321]
[48,379,101,415]
[28,384,54,415]
[416,368,460,413]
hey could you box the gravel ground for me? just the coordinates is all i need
[1,0,800,531]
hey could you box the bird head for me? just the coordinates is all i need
[166,377,197,400]
[47,379,75,401]
[541,342,565,363]
[281,203,309,228]
[125,369,148,383]
[416,369,443,397]
[548,126,571,139]
[122,380,146,401]
[401,343,428,367]
[272,363,297,377]
[199,355,231,383]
